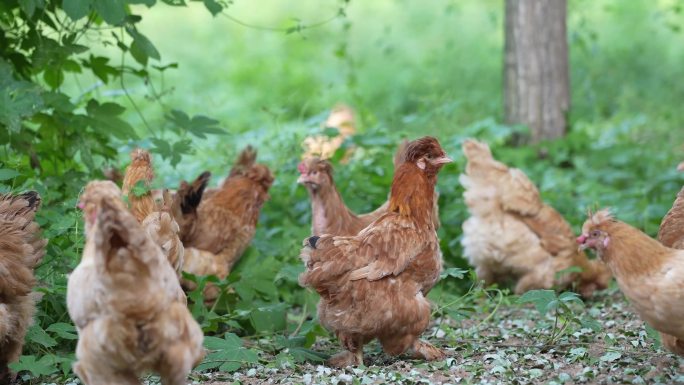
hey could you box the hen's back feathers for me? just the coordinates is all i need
[658,164,684,249]
[0,191,46,380]
[0,192,46,296]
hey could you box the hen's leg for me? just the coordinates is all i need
[475,265,496,286]
[411,340,446,361]
[327,334,364,368]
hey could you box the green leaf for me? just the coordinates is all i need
[0,60,44,131]
[250,303,287,333]
[19,0,38,17]
[440,267,468,280]
[46,322,78,340]
[198,333,259,373]
[203,0,222,15]
[9,355,59,377]
[517,289,556,315]
[128,0,156,5]
[287,347,329,363]
[600,351,622,362]
[43,67,64,89]
[26,324,58,348]
[165,109,225,138]
[126,28,161,66]
[93,0,126,25]
[63,0,91,21]
[0,169,20,181]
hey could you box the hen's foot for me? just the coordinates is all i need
[411,340,445,361]
[327,350,363,368]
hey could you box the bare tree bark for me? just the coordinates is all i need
[504,0,569,142]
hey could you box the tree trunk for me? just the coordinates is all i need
[504,0,569,142]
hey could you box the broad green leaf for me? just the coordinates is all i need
[63,0,91,20]
[127,28,161,65]
[46,322,78,340]
[203,0,222,16]
[9,355,59,377]
[26,324,58,348]
[0,60,44,132]
[93,0,126,25]
[19,0,38,17]
[287,347,329,363]
[198,333,258,373]
[0,169,20,181]
[517,289,556,315]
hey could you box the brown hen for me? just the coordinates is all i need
[460,139,611,296]
[0,192,46,384]
[299,137,451,367]
[181,146,274,294]
[578,210,684,356]
[121,149,187,279]
[68,181,203,385]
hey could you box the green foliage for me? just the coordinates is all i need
[519,290,601,345]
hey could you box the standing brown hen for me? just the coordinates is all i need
[299,137,451,367]
[181,146,274,287]
[460,139,611,296]
[0,192,46,384]
[68,181,204,385]
[121,149,189,280]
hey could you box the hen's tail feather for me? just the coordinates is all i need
[229,146,257,177]
[178,172,211,215]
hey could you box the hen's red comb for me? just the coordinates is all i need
[297,162,307,174]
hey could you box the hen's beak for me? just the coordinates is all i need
[576,234,588,251]
[677,161,684,172]
[430,156,453,166]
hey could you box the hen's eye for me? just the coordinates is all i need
[591,230,601,237]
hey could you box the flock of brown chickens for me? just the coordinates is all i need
[1,107,684,383]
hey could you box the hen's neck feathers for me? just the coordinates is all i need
[388,163,435,226]
[307,179,358,235]
[600,221,674,277]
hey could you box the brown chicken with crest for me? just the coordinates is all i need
[121,149,197,280]
[460,139,611,296]
[68,181,204,385]
[299,137,451,367]
[0,192,46,384]
[180,146,274,296]
[578,209,684,356]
